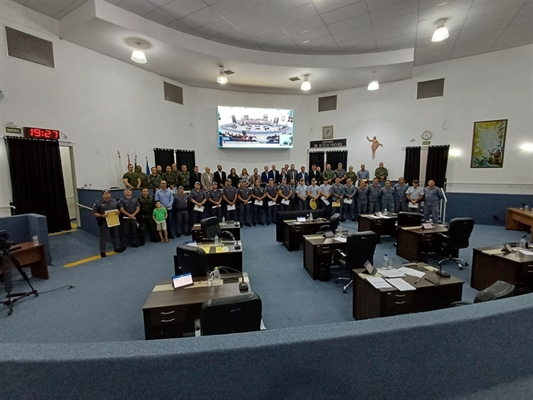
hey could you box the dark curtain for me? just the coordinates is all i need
[326,150,348,169]
[154,148,175,170]
[425,145,450,188]
[5,137,71,233]
[309,151,324,171]
[175,149,195,172]
[404,146,421,184]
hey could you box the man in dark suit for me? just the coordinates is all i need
[261,165,270,184]
[268,164,280,184]
[189,166,202,189]
[214,164,226,187]
[287,164,298,183]
[296,166,309,185]
[309,164,321,185]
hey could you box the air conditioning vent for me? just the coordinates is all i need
[5,26,55,68]
[417,78,445,99]
[164,82,183,105]
[224,70,235,75]
[289,77,301,81]
[318,95,337,112]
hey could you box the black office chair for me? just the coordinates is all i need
[332,231,379,293]
[201,217,221,240]
[174,245,210,277]
[438,217,475,270]
[194,292,263,336]
[394,212,422,246]
[450,280,515,307]
[317,213,341,234]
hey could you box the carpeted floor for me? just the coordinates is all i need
[0,220,528,343]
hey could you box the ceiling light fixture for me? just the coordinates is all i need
[301,75,311,91]
[432,19,449,42]
[131,49,147,64]
[367,71,379,91]
[217,66,228,84]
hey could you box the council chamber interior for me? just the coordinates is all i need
[1,1,533,399]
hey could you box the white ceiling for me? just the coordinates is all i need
[10,0,533,94]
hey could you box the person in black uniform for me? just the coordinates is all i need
[265,178,279,225]
[222,179,238,221]
[138,188,156,245]
[173,186,190,237]
[277,177,292,212]
[208,182,223,221]
[189,181,207,225]
[237,180,252,227]
[251,179,265,225]
[118,188,140,249]
[92,189,122,257]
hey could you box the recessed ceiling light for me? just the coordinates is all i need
[437,2,447,6]
[302,40,310,44]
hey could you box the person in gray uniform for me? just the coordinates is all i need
[423,179,443,222]
[118,188,140,249]
[288,179,297,210]
[222,179,238,221]
[189,181,207,225]
[318,178,332,218]
[380,180,395,213]
[92,189,122,257]
[295,178,308,210]
[406,179,424,212]
[277,177,292,212]
[173,186,190,237]
[367,178,381,214]
[237,181,253,227]
[265,178,279,225]
[251,179,266,225]
[342,178,356,221]
[356,164,370,186]
[331,177,345,216]
[307,178,321,210]
[208,182,223,222]
[355,181,369,217]
[335,163,346,183]
[394,177,409,213]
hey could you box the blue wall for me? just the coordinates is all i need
[446,193,533,226]
[0,214,52,264]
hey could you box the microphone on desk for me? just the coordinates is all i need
[221,230,239,249]
[217,265,247,290]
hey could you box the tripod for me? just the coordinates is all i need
[1,250,39,316]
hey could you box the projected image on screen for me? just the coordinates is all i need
[218,106,293,149]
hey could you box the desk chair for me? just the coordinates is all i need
[174,245,210,277]
[317,213,341,234]
[194,292,262,336]
[200,217,221,240]
[450,280,515,307]
[394,211,422,246]
[332,231,378,293]
[438,217,475,270]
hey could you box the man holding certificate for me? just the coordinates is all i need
[92,189,122,258]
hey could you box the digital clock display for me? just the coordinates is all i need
[23,127,60,140]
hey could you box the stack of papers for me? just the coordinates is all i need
[366,277,393,289]
[398,267,425,278]
[334,236,347,243]
[386,278,416,291]
[378,268,406,278]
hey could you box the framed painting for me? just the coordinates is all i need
[322,125,333,139]
[470,119,507,168]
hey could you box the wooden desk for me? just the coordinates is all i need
[283,219,326,251]
[353,264,463,320]
[174,242,243,275]
[143,274,249,339]
[506,208,533,241]
[191,221,241,242]
[303,235,347,280]
[9,242,49,280]
[471,246,533,293]
[358,214,397,242]
[396,225,456,262]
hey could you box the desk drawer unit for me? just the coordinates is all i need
[383,291,413,316]
[144,304,201,339]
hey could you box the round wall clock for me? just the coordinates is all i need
[421,130,433,140]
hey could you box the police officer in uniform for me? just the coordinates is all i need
[277,177,292,212]
[118,188,140,249]
[138,188,156,245]
[423,179,443,222]
[295,178,308,210]
[394,177,409,213]
[355,181,369,217]
[208,182,223,221]
[380,180,395,213]
[368,178,381,213]
[251,179,266,225]
[342,178,356,221]
[92,189,122,257]
[318,177,332,217]
[222,179,238,221]
[307,178,320,210]
[189,181,207,225]
[173,186,190,237]
[331,177,345,216]
[265,178,279,225]
[237,180,252,227]
[289,179,297,210]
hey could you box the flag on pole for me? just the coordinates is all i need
[134,153,137,169]
[145,157,150,175]
[127,151,130,168]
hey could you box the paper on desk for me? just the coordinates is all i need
[281,199,290,205]
[366,277,393,289]
[402,226,421,230]
[324,238,335,244]
[424,265,438,272]
[378,268,406,278]
[343,198,353,204]
[215,246,229,253]
[194,205,205,212]
[519,249,533,255]
[334,236,347,243]
[197,245,211,253]
[482,248,504,255]
[398,266,425,278]
[255,200,263,206]
[381,215,392,219]
[386,278,416,291]
[268,201,277,207]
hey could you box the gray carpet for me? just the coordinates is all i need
[0,221,527,343]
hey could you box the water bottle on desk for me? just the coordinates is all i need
[213,267,221,285]
[221,216,226,225]
[32,235,39,246]
[525,205,529,212]
[310,212,313,221]
[383,254,390,269]
[214,234,219,246]
[520,236,527,249]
